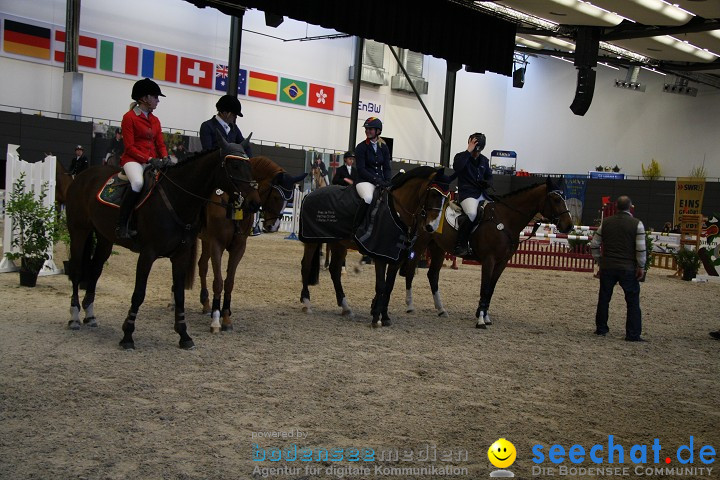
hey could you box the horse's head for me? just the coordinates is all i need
[423,168,453,233]
[218,133,261,213]
[540,177,574,233]
[261,171,306,232]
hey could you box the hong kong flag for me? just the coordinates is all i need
[179,57,213,89]
[308,83,334,111]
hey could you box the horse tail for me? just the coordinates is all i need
[309,243,321,285]
[184,237,197,290]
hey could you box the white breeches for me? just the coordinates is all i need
[123,161,147,193]
[461,194,487,222]
[356,182,376,204]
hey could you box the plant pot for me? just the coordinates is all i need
[19,268,39,287]
[681,269,696,281]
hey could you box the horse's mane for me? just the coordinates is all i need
[499,182,545,198]
[174,149,220,167]
[391,166,437,188]
[250,155,283,179]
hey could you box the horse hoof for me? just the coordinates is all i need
[341,309,353,317]
[475,322,487,329]
[119,340,135,350]
[202,306,211,314]
[221,324,234,332]
[484,319,493,325]
[371,318,382,328]
[83,316,97,327]
[406,307,415,313]
[438,311,449,318]
[67,320,81,330]
[381,318,392,327]
[210,326,220,334]
[179,339,195,350]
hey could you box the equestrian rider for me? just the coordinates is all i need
[452,132,492,256]
[354,117,392,204]
[116,78,171,239]
[199,94,252,155]
[332,150,358,186]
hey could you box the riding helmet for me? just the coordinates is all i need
[343,150,355,159]
[363,116,382,132]
[131,78,165,100]
[216,94,243,117]
[470,132,486,152]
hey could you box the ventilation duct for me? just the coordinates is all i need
[391,49,428,94]
[348,39,387,86]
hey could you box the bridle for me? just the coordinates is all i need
[544,190,571,226]
[258,179,293,226]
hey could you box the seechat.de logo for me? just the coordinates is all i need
[488,438,517,478]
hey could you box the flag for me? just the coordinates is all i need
[179,57,213,89]
[308,83,335,111]
[279,77,307,105]
[141,49,178,82]
[248,71,278,101]
[99,40,139,75]
[329,155,340,169]
[214,64,247,94]
[3,19,51,60]
[54,31,98,68]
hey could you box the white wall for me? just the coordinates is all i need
[1,0,718,177]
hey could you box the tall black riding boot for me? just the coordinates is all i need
[453,213,474,257]
[116,189,141,239]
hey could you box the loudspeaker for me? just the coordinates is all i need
[512,68,525,88]
[264,12,284,28]
[569,67,596,116]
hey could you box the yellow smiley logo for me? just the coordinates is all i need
[488,438,517,469]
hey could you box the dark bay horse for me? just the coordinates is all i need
[300,166,449,326]
[64,137,260,349]
[55,159,73,213]
[403,177,573,328]
[197,156,306,332]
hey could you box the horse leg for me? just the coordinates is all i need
[171,253,195,350]
[475,258,498,329]
[119,252,156,350]
[221,238,247,331]
[479,262,508,326]
[300,243,321,313]
[427,243,448,318]
[323,243,330,269]
[371,261,387,327]
[198,239,212,314]
[80,234,114,328]
[209,246,224,334]
[328,244,352,316]
[380,261,400,326]
[68,228,92,330]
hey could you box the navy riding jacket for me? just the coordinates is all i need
[453,150,492,201]
[354,139,391,185]
[199,117,252,156]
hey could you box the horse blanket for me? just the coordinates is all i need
[299,185,363,242]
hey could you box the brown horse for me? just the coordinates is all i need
[403,177,574,328]
[55,159,73,214]
[299,166,449,326]
[64,136,260,350]
[197,156,306,332]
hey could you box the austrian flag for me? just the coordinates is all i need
[179,57,213,89]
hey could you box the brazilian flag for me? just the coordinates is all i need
[280,77,307,105]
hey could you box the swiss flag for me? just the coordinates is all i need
[179,57,213,89]
[308,83,334,111]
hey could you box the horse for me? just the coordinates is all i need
[403,177,574,328]
[299,166,449,326]
[64,136,261,350]
[310,164,333,268]
[197,156,306,333]
[55,159,73,214]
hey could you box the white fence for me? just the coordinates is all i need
[0,145,61,275]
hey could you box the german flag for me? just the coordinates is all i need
[3,19,51,60]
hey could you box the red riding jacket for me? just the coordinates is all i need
[120,106,168,166]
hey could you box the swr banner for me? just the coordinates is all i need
[674,177,705,227]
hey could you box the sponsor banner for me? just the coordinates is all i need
[674,177,705,226]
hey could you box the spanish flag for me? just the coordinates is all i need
[3,19,51,60]
[248,71,278,101]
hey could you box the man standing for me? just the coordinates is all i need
[590,195,647,341]
[69,145,89,176]
[332,151,358,186]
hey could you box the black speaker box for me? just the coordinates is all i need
[512,68,525,88]
[570,68,596,116]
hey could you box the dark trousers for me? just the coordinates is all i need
[595,269,642,339]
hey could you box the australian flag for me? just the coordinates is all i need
[215,64,247,95]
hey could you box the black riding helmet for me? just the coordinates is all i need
[131,78,165,100]
[343,150,355,159]
[470,132,486,152]
[216,94,243,117]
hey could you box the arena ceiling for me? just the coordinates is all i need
[183,0,720,89]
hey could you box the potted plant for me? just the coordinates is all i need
[56,209,72,276]
[673,247,701,281]
[3,173,60,287]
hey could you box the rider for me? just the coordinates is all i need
[452,132,492,256]
[354,116,391,204]
[116,78,171,239]
[199,94,252,155]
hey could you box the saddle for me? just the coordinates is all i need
[443,200,490,231]
[96,168,160,209]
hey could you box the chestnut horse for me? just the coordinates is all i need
[197,156,306,332]
[64,137,260,349]
[299,166,450,326]
[403,177,574,328]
